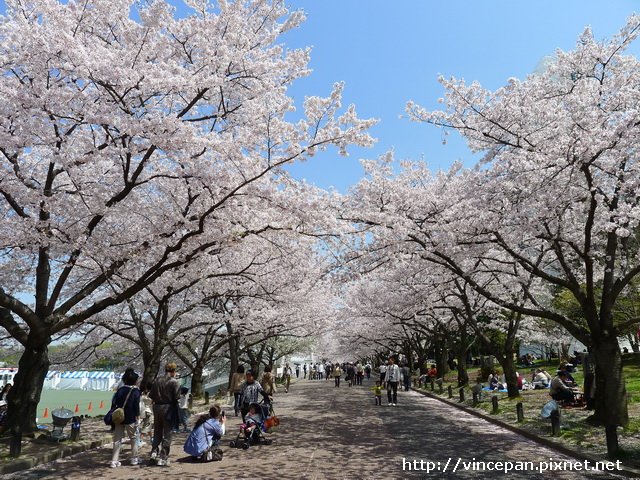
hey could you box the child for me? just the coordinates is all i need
[240,403,262,442]
[138,381,153,447]
[178,386,191,433]
[370,381,382,405]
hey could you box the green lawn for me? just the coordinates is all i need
[416,357,640,465]
[37,390,114,424]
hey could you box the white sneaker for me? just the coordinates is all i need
[157,458,170,466]
[388,403,392,406]
[110,461,121,468]
[392,403,397,406]
[131,457,140,466]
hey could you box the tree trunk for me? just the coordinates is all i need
[142,356,162,388]
[501,353,520,399]
[456,349,469,387]
[592,336,628,457]
[7,335,51,434]
[191,365,204,399]
[434,340,448,382]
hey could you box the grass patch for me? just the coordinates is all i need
[414,358,640,468]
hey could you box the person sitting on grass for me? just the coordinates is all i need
[0,400,7,434]
[532,369,550,389]
[489,373,502,391]
[550,371,575,403]
[558,364,576,387]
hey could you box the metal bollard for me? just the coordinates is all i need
[70,416,81,442]
[550,409,560,436]
[516,402,524,422]
[472,392,479,406]
[448,385,453,398]
[459,387,465,402]
[492,396,499,414]
[9,429,22,458]
[430,378,435,391]
[204,391,210,405]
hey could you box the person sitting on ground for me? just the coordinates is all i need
[183,405,226,460]
[557,364,576,387]
[0,383,11,402]
[0,400,7,434]
[550,371,575,403]
[427,364,438,380]
[489,373,504,391]
[532,369,550,389]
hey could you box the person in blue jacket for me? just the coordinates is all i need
[110,368,141,468]
[184,405,226,459]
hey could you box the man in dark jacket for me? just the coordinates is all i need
[149,362,180,466]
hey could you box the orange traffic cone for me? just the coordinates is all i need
[87,402,93,412]
[43,407,49,418]
[99,400,105,409]
[74,404,79,413]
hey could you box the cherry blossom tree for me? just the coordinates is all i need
[405,15,640,454]
[0,0,375,433]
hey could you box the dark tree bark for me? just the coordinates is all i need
[6,333,50,434]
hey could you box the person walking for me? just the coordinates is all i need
[110,369,141,468]
[333,363,342,387]
[295,364,300,378]
[401,364,411,391]
[317,362,325,380]
[386,357,401,406]
[379,363,387,388]
[230,365,246,417]
[149,362,181,466]
[283,363,293,392]
[303,363,307,379]
[356,362,364,385]
[260,366,277,398]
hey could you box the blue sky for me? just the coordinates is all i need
[1,1,638,192]
[280,1,640,192]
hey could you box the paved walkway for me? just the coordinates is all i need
[7,377,627,479]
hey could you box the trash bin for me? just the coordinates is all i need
[50,407,74,441]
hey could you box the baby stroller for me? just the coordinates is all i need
[229,401,274,449]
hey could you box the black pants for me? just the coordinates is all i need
[387,381,398,404]
[334,376,340,387]
[552,390,574,402]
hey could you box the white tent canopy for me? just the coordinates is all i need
[42,370,117,391]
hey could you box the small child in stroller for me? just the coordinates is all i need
[229,402,273,449]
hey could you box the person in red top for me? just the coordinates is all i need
[427,365,438,379]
